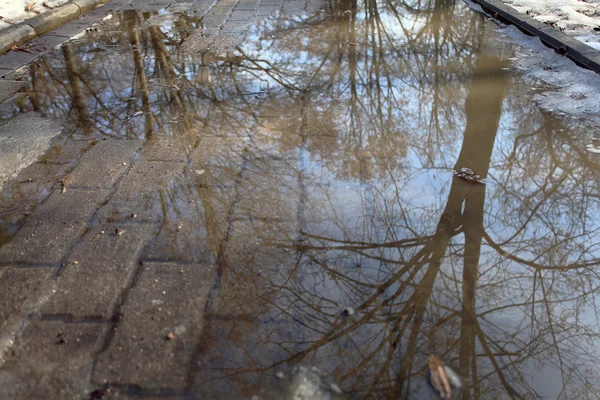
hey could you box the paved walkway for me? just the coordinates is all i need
[0,0,324,397]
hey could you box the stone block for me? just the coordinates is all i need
[0,321,107,400]
[95,161,184,224]
[0,189,110,264]
[0,267,53,327]
[142,132,198,162]
[69,139,143,190]
[0,50,39,72]
[0,80,25,104]
[93,262,215,388]
[72,0,104,13]
[42,225,155,319]
[0,113,63,190]
[29,3,82,36]
[228,10,255,21]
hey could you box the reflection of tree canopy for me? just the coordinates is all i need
[6,0,600,398]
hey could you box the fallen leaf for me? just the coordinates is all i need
[27,2,36,11]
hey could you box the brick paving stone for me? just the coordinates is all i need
[257,5,281,14]
[40,138,95,165]
[13,162,71,186]
[0,321,107,400]
[69,139,143,190]
[0,267,54,328]
[221,22,252,33]
[201,15,228,27]
[0,51,38,71]
[235,0,260,10]
[0,189,110,265]
[140,192,215,264]
[41,225,155,319]
[0,113,63,189]
[95,161,184,224]
[93,262,215,388]
[0,80,24,104]
[142,131,199,162]
[228,10,256,20]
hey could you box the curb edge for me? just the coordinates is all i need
[0,0,106,55]
[470,0,600,74]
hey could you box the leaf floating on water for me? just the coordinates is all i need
[427,355,462,400]
[453,167,484,184]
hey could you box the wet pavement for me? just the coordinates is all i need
[2,0,600,398]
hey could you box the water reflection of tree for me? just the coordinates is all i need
[193,2,600,399]
[8,0,600,398]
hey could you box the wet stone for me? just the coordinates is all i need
[142,132,199,162]
[0,267,54,327]
[0,51,39,72]
[0,190,111,264]
[221,22,252,34]
[39,137,95,166]
[0,113,63,190]
[0,321,107,400]
[42,225,155,319]
[69,139,143,190]
[93,262,215,388]
[229,10,256,21]
[95,161,184,224]
[0,80,24,104]
[141,219,214,264]
[46,22,91,39]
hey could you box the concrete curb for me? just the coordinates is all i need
[0,0,106,55]
[469,0,600,74]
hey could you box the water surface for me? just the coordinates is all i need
[2,0,600,398]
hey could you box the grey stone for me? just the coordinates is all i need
[95,161,184,224]
[0,267,54,327]
[42,225,155,319]
[0,51,38,76]
[143,133,198,162]
[0,113,63,190]
[0,26,36,55]
[72,0,102,13]
[69,139,143,190]
[0,189,110,264]
[0,80,25,104]
[0,321,107,400]
[228,10,255,21]
[221,22,251,33]
[93,262,215,388]
[29,3,82,36]
[140,216,214,265]
[39,137,95,165]
[43,0,70,9]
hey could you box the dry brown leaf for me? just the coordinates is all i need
[26,2,36,11]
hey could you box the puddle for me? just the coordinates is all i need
[2,0,600,398]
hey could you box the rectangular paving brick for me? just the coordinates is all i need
[42,225,155,319]
[0,80,24,104]
[142,132,199,162]
[69,139,143,189]
[229,10,255,20]
[95,161,184,224]
[0,267,54,328]
[0,320,106,400]
[93,262,215,388]
[0,190,110,264]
